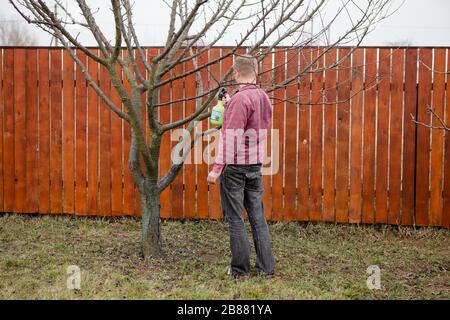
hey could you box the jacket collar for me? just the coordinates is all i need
[233,83,259,94]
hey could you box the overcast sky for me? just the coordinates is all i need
[1,0,449,46]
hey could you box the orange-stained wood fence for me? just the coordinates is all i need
[0,46,449,228]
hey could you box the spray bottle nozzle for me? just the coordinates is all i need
[218,87,227,100]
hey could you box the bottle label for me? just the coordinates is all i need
[211,110,222,122]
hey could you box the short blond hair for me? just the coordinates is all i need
[233,54,258,78]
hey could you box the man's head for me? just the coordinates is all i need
[233,54,258,84]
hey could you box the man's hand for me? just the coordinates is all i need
[207,171,219,184]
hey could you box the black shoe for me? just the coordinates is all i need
[225,266,249,278]
[255,269,274,276]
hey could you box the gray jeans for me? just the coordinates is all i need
[219,164,276,275]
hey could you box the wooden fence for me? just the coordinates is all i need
[0,47,449,228]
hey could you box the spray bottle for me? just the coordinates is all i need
[210,88,227,127]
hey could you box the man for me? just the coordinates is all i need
[207,55,276,277]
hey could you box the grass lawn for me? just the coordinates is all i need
[0,214,448,299]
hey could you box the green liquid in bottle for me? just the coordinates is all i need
[210,100,224,126]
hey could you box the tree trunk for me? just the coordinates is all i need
[140,178,162,259]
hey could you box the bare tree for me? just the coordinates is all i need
[0,16,37,45]
[10,0,399,258]
[411,108,449,131]
[411,58,449,132]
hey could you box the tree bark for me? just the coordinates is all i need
[128,125,163,259]
[140,178,162,258]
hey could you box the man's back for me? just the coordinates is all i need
[218,84,272,166]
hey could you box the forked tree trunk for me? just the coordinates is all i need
[140,178,162,259]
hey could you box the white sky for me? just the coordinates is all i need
[0,0,449,46]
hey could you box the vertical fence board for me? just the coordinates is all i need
[183,51,197,219]
[3,48,15,212]
[49,49,63,214]
[13,49,26,213]
[75,50,87,215]
[309,48,323,221]
[323,48,337,222]
[272,48,285,221]
[388,48,404,225]
[402,48,418,225]
[297,48,311,221]
[25,49,39,213]
[335,48,351,223]
[87,49,99,215]
[429,48,446,226]
[38,49,50,213]
[375,48,391,224]
[261,50,273,220]
[63,51,75,214]
[284,49,298,221]
[3,49,14,212]
[415,48,432,226]
[362,48,377,224]
[443,49,450,228]
[349,48,364,223]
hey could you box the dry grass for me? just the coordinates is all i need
[0,214,448,299]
